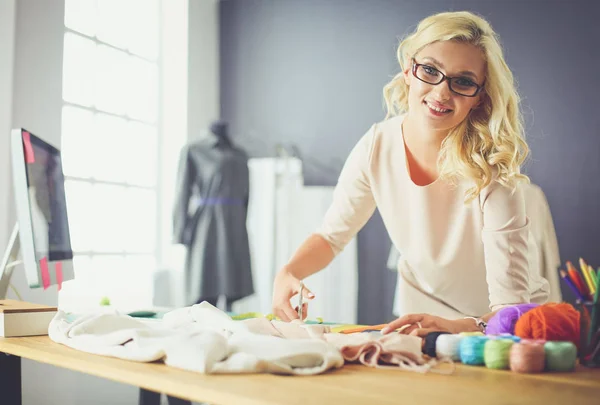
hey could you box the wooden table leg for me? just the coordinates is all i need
[0,353,22,405]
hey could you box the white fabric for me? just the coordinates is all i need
[317,115,550,318]
[49,302,344,375]
[235,158,358,324]
[49,301,450,375]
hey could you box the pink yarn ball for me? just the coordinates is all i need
[510,340,546,373]
[485,303,540,336]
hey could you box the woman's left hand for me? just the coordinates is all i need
[381,313,479,337]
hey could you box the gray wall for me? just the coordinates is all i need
[219,0,600,323]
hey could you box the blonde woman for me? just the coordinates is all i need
[271,10,550,335]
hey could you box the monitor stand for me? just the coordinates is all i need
[0,224,20,300]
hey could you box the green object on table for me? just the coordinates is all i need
[128,310,158,318]
[230,312,264,320]
[99,297,111,306]
[545,341,577,372]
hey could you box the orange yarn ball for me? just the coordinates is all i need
[514,303,580,348]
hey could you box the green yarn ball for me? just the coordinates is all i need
[544,341,577,372]
[484,339,514,369]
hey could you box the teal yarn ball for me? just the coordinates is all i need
[460,336,489,365]
[544,341,577,372]
[484,339,514,369]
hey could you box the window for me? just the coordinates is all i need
[61,0,161,308]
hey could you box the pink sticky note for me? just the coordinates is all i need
[55,262,63,291]
[22,131,35,164]
[40,257,50,289]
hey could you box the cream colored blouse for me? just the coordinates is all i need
[316,114,550,318]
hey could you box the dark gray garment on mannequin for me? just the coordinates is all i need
[173,132,253,305]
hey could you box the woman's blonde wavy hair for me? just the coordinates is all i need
[383,11,529,202]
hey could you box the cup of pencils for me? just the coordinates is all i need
[559,258,599,367]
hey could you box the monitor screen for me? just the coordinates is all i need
[22,130,73,262]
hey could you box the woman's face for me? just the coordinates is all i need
[403,41,486,133]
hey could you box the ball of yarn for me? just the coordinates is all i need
[436,334,464,360]
[423,331,450,357]
[514,303,580,348]
[460,336,489,365]
[484,339,514,369]
[486,303,539,335]
[510,340,546,373]
[545,341,577,372]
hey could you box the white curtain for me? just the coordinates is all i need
[233,158,358,324]
[0,0,16,267]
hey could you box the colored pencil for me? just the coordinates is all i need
[560,269,586,302]
[588,270,600,352]
[580,258,597,295]
[567,261,591,299]
[591,264,599,290]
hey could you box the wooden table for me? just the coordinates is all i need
[1,336,599,405]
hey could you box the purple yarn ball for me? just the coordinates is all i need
[485,303,540,335]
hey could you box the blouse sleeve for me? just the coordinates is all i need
[315,125,378,255]
[480,180,532,311]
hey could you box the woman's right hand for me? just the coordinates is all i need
[272,267,315,322]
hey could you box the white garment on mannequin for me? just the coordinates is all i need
[522,183,562,303]
[235,158,359,324]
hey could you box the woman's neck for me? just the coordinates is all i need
[402,115,447,161]
[400,114,450,186]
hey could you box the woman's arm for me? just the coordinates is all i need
[271,234,335,322]
[480,180,533,310]
[281,233,336,280]
[381,310,500,336]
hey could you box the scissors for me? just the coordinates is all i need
[298,281,305,320]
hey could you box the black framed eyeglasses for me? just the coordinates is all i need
[411,58,484,97]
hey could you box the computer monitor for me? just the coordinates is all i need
[0,128,75,299]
